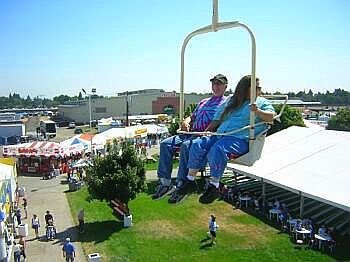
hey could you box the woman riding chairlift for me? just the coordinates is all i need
[177,0,287,167]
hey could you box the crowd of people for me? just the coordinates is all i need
[12,174,80,261]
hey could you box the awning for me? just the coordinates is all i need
[227,125,350,212]
[3,141,61,158]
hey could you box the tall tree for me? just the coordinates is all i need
[327,108,350,131]
[85,141,146,215]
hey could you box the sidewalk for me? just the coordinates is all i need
[145,168,178,181]
[16,175,86,262]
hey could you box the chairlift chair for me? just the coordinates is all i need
[178,0,288,166]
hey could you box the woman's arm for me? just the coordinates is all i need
[250,104,276,123]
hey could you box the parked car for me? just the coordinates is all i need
[74,127,83,134]
[68,122,76,129]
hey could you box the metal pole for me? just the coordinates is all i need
[126,91,129,127]
[299,192,304,218]
[89,94,92,131]
[212,0,218,31]
[89,94,93,154]
[262,178,266,209]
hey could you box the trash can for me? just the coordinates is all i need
[18,224,29,237]
[88,253,101,262]
[123,214,133,228]
[75,181,82,190]
[69,180,82,192]
[69,182,76,192]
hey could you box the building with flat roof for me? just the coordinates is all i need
[58,91,207,123]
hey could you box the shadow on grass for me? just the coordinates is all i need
[145,181,158,195]
[78,220,123,243]
[200,242,213,250]
[45,220,123,245]
[144,178,208,196]
[200,236,211,243]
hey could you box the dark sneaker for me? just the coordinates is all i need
[199,183,220,204]
[152,185,175,200]
[168,179,197,204]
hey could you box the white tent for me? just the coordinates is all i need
[60,135,89,155]
[143,124,169,135]
[227,125,350,212]
[96,126,149,145]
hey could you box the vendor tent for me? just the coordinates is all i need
[3,141,61,158]
[143,124,169,135]
[227,125,350,212]
[60,136,89,155]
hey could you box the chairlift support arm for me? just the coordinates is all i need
[179,0,257,144]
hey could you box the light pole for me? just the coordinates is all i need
[126,91,129,127]
[82,88,95,131]
[82,88,96,154]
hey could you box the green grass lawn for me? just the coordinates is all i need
[66,186,338,262]
[144,157,179,171]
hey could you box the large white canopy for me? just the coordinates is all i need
[227,125,350,212]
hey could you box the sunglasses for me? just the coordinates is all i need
[212,80,224,85]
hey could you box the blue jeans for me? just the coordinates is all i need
[157,135,203,185]
[14,251,21,262]
[188,136,248,179]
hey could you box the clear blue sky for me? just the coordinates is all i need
[0,0,349,98]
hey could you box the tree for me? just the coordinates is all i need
[327,108,350,131]
[268,104,305,136]
[85,141,146,215]
[52,94,72,105]
[168,103,198,136]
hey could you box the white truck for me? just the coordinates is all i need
[39,120,56,139]
[0,123,25,145]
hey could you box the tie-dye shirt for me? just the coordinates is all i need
[191,96,227,131]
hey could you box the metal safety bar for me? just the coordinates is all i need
[178,94,288,138]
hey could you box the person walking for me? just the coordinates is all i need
[31,214,40,239]
[13,241,22,262]
[152,74,228,201]
[44,210,54,226]
[15,208,22,225]
[62,237,76,262]
[77,208,85,233]
[23,198,28,219]
[208,214,218,245]
[19,236,27,261]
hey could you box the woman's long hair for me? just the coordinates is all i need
[219,75,258,122]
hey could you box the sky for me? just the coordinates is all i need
[0,0,349,98]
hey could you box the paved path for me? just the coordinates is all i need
[145,168,178,181]
[15,175,86,262]
[13,168,172,262]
